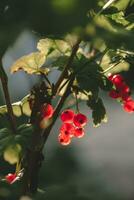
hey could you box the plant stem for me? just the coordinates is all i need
[53,38,81,95]
[22,39,81,195]
[102,60,122,74]
[43,75,74,144]
[0,60,17,134]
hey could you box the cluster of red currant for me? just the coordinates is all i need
[108,74,134,113]
[58,110,87,146]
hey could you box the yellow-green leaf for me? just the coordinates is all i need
[0,105,7,115]
[10,52,47,74]
[3,144,21,164]
[21,95,32,116]
[12,102,22,117]
[37,38,53,54]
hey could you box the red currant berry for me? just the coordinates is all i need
[74,127,85,138]
[73,113,87,127]
[41,104,54,119]
[120,84,130,93]
[60,109,75,123]
[123,100,134,113]
[58,133,71,146]
[112,74,124,85]
[6,173,16,184]
[108,73,114,81]
[109,90,121,99]
[122,94,132,102]
[60,123,75,137]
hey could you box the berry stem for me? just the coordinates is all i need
[52,38,81,95]
[102,60,122,74]
[75,92,80,113]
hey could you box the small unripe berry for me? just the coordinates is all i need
[41,104,54,119]
[74,128,85,138]
[73,113,87,127]
[60,109,74,123]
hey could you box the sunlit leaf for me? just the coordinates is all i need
[12,102,22,117]
[10,52,48,74]
[0,105,7,115]
[21,95,32,116]
[37,38,54,54]
[3,144,21,164]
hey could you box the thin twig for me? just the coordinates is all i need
[53,38,81,95]
[101,60,122,74]
[43,75,74,144]
[0,60,17,134]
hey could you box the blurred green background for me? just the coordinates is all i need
[0,0,134,199]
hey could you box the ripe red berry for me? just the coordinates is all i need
[108,73,114,81]
[123,100,134,113]
[73,113,87,127]
[74,128,85,138]
[60,123,75,137]
[122,94,132,102]
[58,133,71,146]
[60,109,75,123]
[108,74,124,89]
[112,74,124,84]
[41,104,54,119]
[5,173,16,184]
[109,90,121,99]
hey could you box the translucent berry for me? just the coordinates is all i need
[122,94,132,102]
[123,100,134,113]
[73,113,87,127]
[74,128,85,138]
[60,123,75,137]
[41,104,54,119]
[5,173,16,184]
[60,109,75,123]
[112,74,124,85]
[58,133,71,146]
[108,73,114,81]
[120,83,130,93]
[109,90,121,99]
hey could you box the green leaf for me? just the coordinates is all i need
[0,128,14,156]
[21,95,32,116]
[15,124,33,149]
[0,128,10,140]
[52,55,69,70]
[106,11,129,26]
[37,38,54,54]
[0,105,7,115]
[37,38,70,54]
[3,144,21,164]
[75,56,102,94]
[87,97,107,127]
[99,75,113,91]
[12,102,22,117]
